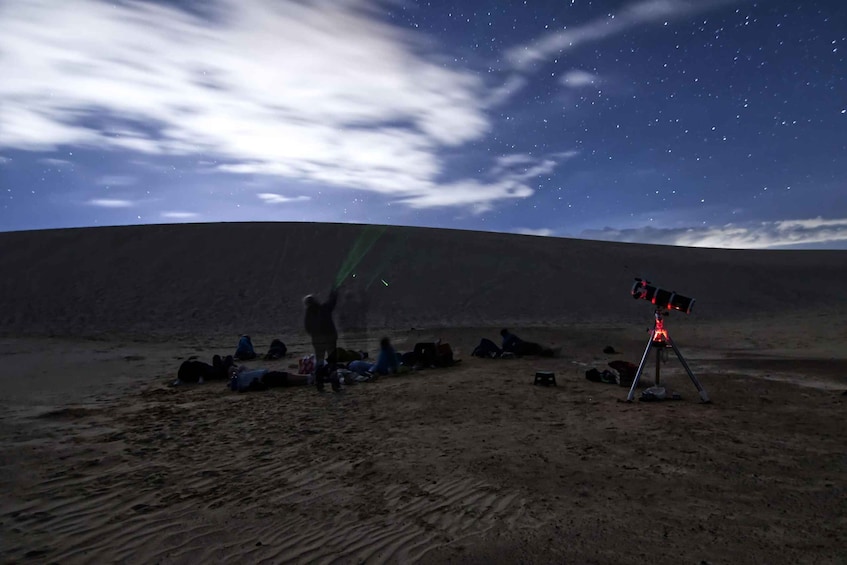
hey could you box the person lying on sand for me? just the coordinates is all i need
[227,364,308,392]
[228,363,342,392]
[346,337,399,377]
[500,329,558,357]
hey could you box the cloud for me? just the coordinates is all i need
[506,0,736,70]
[580,217,847,249]
[513,228,556,237]
[0,0,537,211]
[160,211,199,219]
[485,75,528,107]
[96,175,137,186]
[38,157,73,167]
[560,70,598,88]
[87,198,134,208]
[257,193,311,204]
[0,155,10,165]
[394,178,533,213]
[492,151,574,180]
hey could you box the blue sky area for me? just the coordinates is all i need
[1,0,845,248]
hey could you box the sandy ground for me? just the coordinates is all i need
[2,223,846,563]
[2,317,846,564]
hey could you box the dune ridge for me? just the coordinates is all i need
[1,222,845,338]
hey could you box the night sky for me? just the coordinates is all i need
[1,0,845,248]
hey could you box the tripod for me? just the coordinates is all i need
[626,309,710,403]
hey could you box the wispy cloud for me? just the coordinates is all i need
[581,217,847,249]
[560,70,598,88]
[506,0,736,70]
[0,0,551,211]
[87,198,134,208]
[96,175,137,186]
[257,193,311,204]
[514,227,556,237]
[491,151,577,182]
[38,157,73,167]
[0,155,10,165]
[160,211,198,219]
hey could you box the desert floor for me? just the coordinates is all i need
[1,317,846,564]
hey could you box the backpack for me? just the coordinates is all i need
[413,342,438,367]
[585,368,618,385]
[264,339,287,360]
[608,360,639,387]
[400,351,417,366]
[471,338,501,358]
[435,343,454,367]
[235,335,257,360]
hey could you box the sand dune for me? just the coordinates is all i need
[1,222,845,338]
[1,223,846,564]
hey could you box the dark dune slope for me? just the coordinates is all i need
[1,222,844,338]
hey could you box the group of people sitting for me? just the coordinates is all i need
[232,335,287,361]
[174,334,451,393]
[173,287,558,394]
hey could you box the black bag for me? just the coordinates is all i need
[585,368,618,385]
[472,338,501,358]
[413,342,438,367]
[435,343,454,367]
[264,339,288,360]
[400,351,416,366]
[609,360,638,387]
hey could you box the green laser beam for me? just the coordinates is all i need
[365,232,410,290]
[334,226,386,289]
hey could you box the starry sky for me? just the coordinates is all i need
[1,0,845,249]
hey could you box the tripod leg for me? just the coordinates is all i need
[626,331,655,402]
[666,336,710,403]
[655,347,661,386]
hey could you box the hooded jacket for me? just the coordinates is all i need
[304,289,339,342]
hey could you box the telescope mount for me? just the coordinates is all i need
[626,308,710,403]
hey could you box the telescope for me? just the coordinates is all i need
[631,278,694,314]
[626,279,709,403]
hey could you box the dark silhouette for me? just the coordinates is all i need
[303,289,339,391]
[500,328,557,357]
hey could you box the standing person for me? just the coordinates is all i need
[303,289,339,391]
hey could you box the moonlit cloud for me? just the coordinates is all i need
[514,228,556,237]
[257,193,311,204]
[491,151,575,183]
[38,158,73,167]
[581,218,847,249]
[96,175,137,187]
[87,198,135,208]
[561,70,598,88]
[485,76,529,106]
[506,0,737,69]
[395,178,533,212]
[0,0,540,211]
[160,211,199,219]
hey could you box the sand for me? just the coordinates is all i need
[1,223,846,564]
